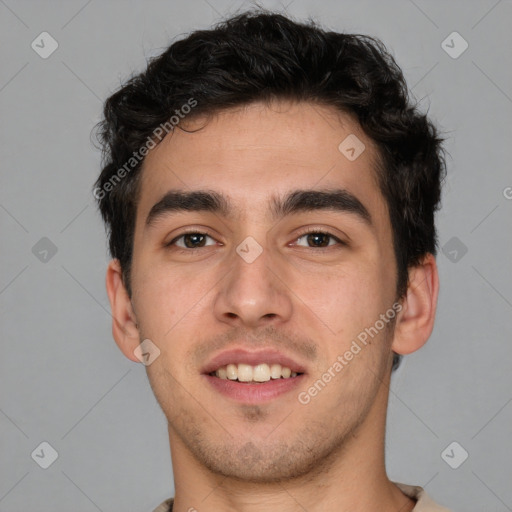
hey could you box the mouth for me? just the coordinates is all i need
[209,363,303,383]
[202,349,307,403]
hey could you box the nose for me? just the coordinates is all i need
[212,242,293,329]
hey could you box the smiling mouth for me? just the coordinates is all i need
[209,363,303,383]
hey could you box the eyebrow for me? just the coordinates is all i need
[145,188,372,228]
[271,189,371,225]
[145,190,230,228]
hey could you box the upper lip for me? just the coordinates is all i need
[202,348,308,375]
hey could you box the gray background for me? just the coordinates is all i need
[1,0,511,511]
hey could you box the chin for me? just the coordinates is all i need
[188,434,343,484]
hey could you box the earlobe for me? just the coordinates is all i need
[105,259,141,362]
[391,253,439,355]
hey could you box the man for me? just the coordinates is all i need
[94,10,450,512]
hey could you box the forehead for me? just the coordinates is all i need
[135,100,388,228]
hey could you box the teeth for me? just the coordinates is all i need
[226,364,237,380]
[253,363,270,382]
[213,363,300,382]
[237,363,253,382]
[270,364,281,379]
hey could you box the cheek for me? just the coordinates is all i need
[132,260,220,350]
[290,261,388,341]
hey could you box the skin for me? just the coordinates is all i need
[106,100,439,512]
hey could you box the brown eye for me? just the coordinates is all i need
[308,233,330,247]
[295,232,340,248]
[171,233,216,249]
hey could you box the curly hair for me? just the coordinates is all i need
[94,10,445,371]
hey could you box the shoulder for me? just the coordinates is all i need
[394,482,452,512]
[151,497,173,512]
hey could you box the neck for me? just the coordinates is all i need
[168,374,415,512]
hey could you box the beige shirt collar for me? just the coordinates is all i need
[395,482,452,511]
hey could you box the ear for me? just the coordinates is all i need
[105,259,140,362]
[391,253,439,355]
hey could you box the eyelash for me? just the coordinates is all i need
[165,228,346,251]
[166,229,218,250]
[293,228,346,249]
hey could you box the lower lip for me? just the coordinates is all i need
[204,374,305,403]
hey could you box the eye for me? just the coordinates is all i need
[294,231,343,248]
[169,232,217,249]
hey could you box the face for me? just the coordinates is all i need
[128,101,399,482]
